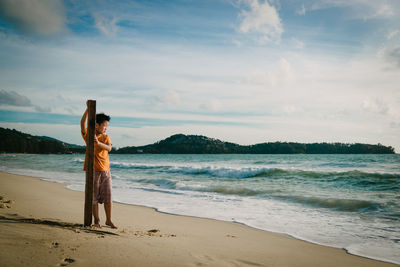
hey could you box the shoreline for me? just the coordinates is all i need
[1,171,398,266]
[0,170,383,259]
[45,170,400,265]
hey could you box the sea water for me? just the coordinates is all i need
[1,153,399,264]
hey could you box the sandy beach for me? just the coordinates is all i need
[0,171,398,267]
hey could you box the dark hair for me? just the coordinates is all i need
[96,113,110,124]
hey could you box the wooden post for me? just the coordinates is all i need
[84,100,96,227]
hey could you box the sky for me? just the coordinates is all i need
[0,0,399,151]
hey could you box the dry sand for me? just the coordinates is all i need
[0,171,398,267]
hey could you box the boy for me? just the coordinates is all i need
[81,101,117,229]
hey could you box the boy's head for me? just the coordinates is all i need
[96,113,110,134]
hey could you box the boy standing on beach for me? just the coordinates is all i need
[81,102,117,229]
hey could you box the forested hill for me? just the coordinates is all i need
[115,134,395,154]
[0,127,85,154]
[0,128,395,154]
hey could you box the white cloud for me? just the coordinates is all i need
[390,121,400,129]
[297,4,306,15]
[148,90,182,111]
[244,57,294,88]
[370,3,394,19]
[237,0,283,43]
[0,0,67,36]
[292,38,305,49]
[34,105,51,113]
[161,90,181,106]
[282,105,298,114]
[362,98,390,115]
[93,13,120,37]
[200,98,223,112]
[387,30,399,40]
[308,0,399,21]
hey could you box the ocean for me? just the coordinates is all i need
[1,153,399,264]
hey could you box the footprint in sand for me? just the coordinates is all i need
[0,195,13,208]
[60,257,75,266]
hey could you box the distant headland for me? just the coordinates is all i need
[0,127,395,154]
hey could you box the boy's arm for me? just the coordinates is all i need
[81,108,88,135]
[94,137,112,152]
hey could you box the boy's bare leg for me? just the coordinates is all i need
[92,204,101,228]
[104,202,117,228]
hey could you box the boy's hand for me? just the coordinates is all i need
[93,136,111,152]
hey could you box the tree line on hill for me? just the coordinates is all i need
[0,128,395,154]
[0,127,85,154]
[115,134,395,154]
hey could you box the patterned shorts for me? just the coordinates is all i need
[93,170,112,204]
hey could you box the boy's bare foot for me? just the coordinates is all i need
[105,220,118,229]
[93,219,101,228]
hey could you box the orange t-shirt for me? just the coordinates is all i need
[82,131,112,171]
